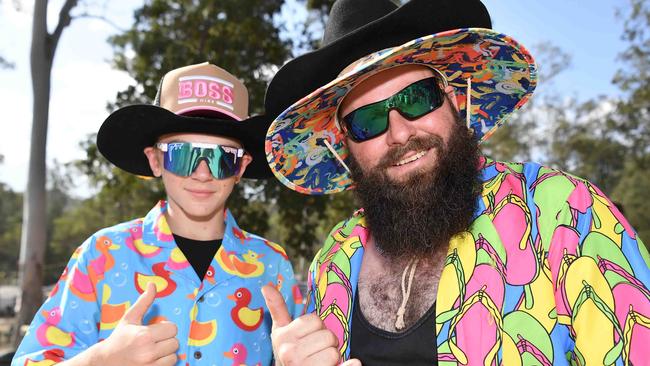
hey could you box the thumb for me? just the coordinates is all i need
[261,284,292,329]
[123,282,157,325]
[340,359,362,366]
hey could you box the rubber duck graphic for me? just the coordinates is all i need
[228,288,264,331]
[267,274,284,291]
[23,348,64,366]
[134,262,177,298]
[36,307,75,347]
[166,247,190,270]
[69,267,97,302]
[232,227,251,245]
[216,249,265,278]
[292,284,304,304]
[89,235,120,278]
[187,303,217,347]
[262,239,289,260]
[154,214,174,242]
[204,265,216,284]
[100,284,130,330]
[223,342,261,366]
[125,225,161,258]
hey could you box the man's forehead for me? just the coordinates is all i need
[351,65,434,94]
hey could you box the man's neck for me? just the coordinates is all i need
[164,202,225,241]
[357,236,448,332]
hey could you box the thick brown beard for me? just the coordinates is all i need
[348,115,482,260]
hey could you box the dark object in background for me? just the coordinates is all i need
[0,351,15,366]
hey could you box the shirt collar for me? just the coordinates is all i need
[141,200,247,251]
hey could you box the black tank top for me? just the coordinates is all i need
[173,234,222,280]
[349,294,438,365]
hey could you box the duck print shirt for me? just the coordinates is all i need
[306,158,650,365]
[13,200,303,366]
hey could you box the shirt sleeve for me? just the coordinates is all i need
[546,179,650,365]
[12,235,102,365]
[304,248,323,315]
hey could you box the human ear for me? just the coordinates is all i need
[143,147,163,177]
[234,153,253,182]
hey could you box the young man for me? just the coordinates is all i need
[261,0,650,365]
[13,63,302,366]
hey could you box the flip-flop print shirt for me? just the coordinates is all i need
[13,201,303,366]
[306,158,650,365]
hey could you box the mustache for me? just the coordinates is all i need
[377,135,444,169]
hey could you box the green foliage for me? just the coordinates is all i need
[0,183,22,283]
[612,163,650,241]
[0,164,77,284]
[613,0,650,160]
[109,0,290,111]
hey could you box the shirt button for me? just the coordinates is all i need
[194,351,202,359]
[198,295,205,303]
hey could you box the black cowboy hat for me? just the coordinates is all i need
[264,0,491,116]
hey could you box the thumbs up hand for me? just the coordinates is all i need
[95,282,179,366]
[262,285,362,366]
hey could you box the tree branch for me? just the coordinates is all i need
[73,12,127,33]
[50,0,79,52]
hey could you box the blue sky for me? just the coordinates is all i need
[0,0,630,195]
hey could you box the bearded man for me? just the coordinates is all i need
[261,0,650,365]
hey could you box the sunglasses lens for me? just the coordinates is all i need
[162,143,240,179]
[163,143,193,176]
[396,78,443,119]
[205,146,240,179]
[344,105,389,142]
[342,76,445,142]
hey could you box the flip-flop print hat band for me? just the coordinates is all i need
[265,0,537,195]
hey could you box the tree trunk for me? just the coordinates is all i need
[11,0,52,347]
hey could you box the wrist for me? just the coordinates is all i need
[86,341,109,365]
[56,341,108,366]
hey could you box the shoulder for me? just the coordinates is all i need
[481,157,592,203]
[75,217,144,257]
[325,209,366,238]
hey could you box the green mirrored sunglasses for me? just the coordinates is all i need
[156,142,244,179]
[340,71,448,142]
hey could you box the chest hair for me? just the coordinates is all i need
[357,250,446,332]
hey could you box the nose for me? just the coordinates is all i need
[385,109,416,146]
[191,159,213,181]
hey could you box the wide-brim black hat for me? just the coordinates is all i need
[264,0,537,195]
[265,0,492,117]
[97,62,272,179]
[97,107,272,179]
